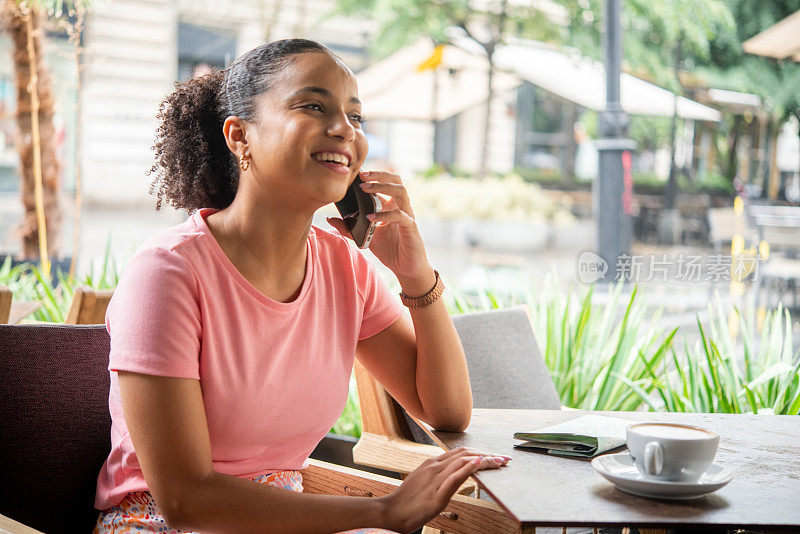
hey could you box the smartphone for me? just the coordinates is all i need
[334,174,382,249]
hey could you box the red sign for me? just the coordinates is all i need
[622,150,633,215]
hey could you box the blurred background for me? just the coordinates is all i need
[0,0,797,425]
[2,0,800,341]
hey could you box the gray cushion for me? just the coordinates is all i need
[453,307,561,410]
[0,324,111,534]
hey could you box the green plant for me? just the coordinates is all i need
[79,237,122,289]
[688,171,735,196]
[639,300,800,414]
[448,165,474,179]
[528,279,677,410]
[442,275,677,411]
[331,377,363,437]
[335,272,800,437]
[419,163,446,180]
[513,166,564,186]
[0,238,124,322]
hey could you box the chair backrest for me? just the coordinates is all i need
[0,324,111,534]
[355,307,561,444]
[755,220,800,251]
[0,285,11,324]
[451,307,561,410]
[707,207,754,248]
[65,287,114,325]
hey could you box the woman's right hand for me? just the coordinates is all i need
[378,447,510,533]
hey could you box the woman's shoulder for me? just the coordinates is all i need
[121,213,207,284]
[139,211,206,257]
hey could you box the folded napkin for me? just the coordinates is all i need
[513,414,631,457]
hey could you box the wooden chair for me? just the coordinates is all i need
[706,206,758,253]
[0,286,41,325]
[0,323,504,534]
[0,286,10,324]
[354,307,562,534]
[65,286,114,325]
[752,225,800,310]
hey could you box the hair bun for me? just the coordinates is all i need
[149,70,237,211]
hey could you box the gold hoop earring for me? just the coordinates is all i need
[239,153,250,172]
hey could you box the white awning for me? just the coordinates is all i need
[493,40,722,122]
[707,88,761,109]
[743,10,800,62]
[357,40,521,121]
[357,38,722,123]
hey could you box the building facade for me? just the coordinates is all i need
[78,0,373,206]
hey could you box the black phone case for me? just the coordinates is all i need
[334,174,379,248]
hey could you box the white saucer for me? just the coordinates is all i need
[591,452,732,500]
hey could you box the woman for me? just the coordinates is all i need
[93,38,509,534]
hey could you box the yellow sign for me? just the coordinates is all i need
[416,44,444,72]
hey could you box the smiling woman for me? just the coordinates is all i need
[91,39,505,534]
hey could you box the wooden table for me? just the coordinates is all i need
[427,409,800,532]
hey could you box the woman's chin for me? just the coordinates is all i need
[320,182,351,203]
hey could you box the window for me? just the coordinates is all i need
[177,23,236,81]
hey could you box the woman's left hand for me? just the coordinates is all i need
[328,170,434,291]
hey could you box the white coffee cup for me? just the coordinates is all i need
[626,423,719,482]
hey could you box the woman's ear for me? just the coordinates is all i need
[223,116,249,156]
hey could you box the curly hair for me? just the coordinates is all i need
[148,39,333,211]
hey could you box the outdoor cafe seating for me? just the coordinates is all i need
[0,286,113,326]
[747,202,800,309]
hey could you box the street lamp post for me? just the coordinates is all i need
[596,0,635,283]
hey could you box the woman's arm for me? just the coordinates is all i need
[330,170,472,432]
[356,298,471,432]
[118,371,497,533]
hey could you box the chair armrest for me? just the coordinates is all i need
[301,459,520,534]
[0,513,43,534]
[353,432,478,495]
[302,457,402,497]
[353,432,447,474]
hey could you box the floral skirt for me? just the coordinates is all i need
[94,470,396,533]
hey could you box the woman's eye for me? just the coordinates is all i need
[349,114,365,125]
[304,103,324,112]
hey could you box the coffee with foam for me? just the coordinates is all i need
[632,424,714,440]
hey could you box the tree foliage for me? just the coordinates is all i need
[697,0,800,123]
[557,0,734,90]
[560,0,800,123]
[333,0,560,59]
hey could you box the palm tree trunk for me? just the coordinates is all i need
[67,6,86,278]
[2,1,62,260]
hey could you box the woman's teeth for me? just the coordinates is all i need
[312,152,349,166]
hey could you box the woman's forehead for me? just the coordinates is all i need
[276,52,358,100]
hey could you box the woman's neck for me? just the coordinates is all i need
[206,193,314,292]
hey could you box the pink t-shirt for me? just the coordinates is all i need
[94,208,403,509]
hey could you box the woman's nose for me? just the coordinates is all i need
[326,111,356,142]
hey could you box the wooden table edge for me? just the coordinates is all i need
[410,413,527,528]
